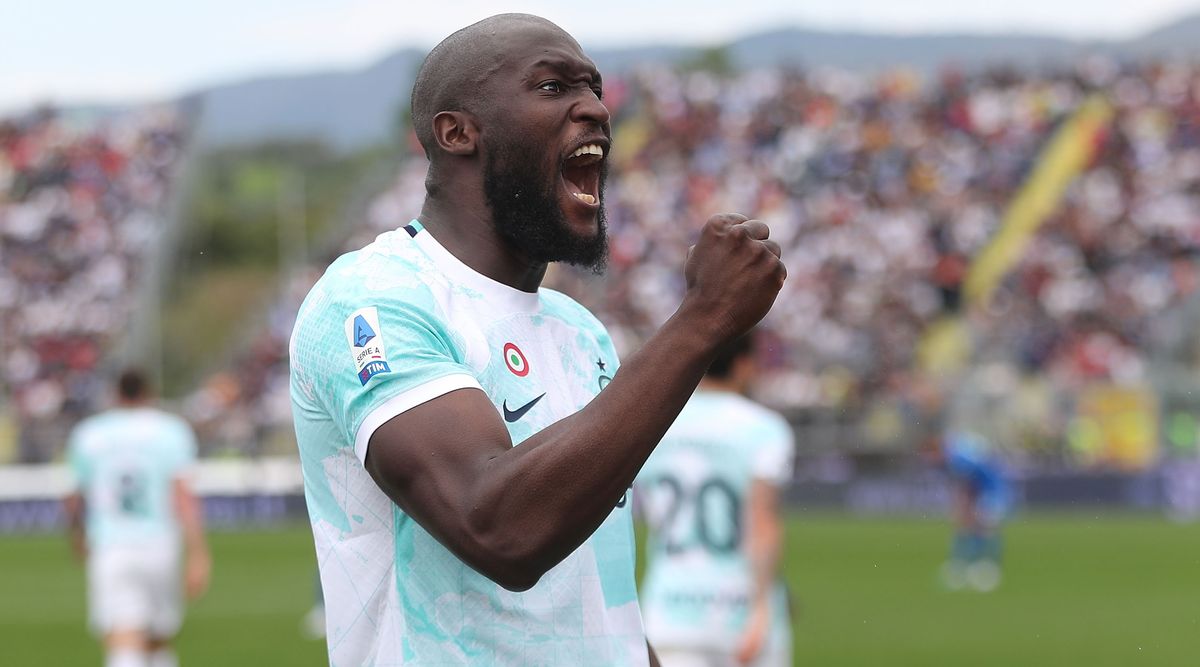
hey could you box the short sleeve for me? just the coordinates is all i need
[169,417,198,477]
[750,414,795,486]
[292,281,482,464]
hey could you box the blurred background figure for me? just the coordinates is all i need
[925,430,1012,593]
[637,333,796,667]
[63,369,210,667]
[300,570,324,640]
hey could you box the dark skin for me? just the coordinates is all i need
[364,17,785,666]
[417,23,611,290]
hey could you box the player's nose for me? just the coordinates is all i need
[571,90,611,127]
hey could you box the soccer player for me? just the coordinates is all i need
[288,13,786,667]
[636,334,795,667]
[930,430,1012,592]
[64,369,211,667]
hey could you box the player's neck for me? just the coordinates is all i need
[418,196,547,293]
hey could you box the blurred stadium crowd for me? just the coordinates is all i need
[5,57,1200,469]
[0,107,186,462]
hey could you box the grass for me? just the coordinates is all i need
[781,514,1200,666]
[0,526,326,666]
[1,514,1197,665]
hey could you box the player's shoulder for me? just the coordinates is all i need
[711,391,786,423]
[747,397,789,427]
[725,393,793,440]
[71,411,105,434]
[294,229,439,338]
[310,228,431,298]
[120,407,193,440]
[68,412,107,451]
[945,431,991,464]
[145,407,193,432]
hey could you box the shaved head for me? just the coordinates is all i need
[410,13,611,273]
[410,13,578,159]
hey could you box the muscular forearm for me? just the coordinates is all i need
[465,310,719,586]
[366,215,784,590]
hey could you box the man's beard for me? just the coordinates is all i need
[483,137,609,274]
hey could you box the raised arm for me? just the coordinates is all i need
[365,215,785,590]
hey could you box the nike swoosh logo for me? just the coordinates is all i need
[502,393,546,423]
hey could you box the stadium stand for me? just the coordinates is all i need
[7,58,1200,472]
[203,58,1200,471]
[0,106,189,462]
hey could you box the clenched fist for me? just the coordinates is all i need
[680,214,786,345]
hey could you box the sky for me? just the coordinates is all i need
[5,0,1200,113]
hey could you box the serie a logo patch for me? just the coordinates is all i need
[345,307,391,385]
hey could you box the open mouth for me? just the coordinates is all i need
[561,142,606,207]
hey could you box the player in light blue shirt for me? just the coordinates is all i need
[289,13,788,666]
[64,369,210,667]
[637,334,795,667]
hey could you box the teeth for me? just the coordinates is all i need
[570,144,604,158]
[573,193,597,205]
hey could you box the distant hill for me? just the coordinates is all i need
[184,13,1200,152]
[724,29,1093,71]
[1127,14,1200,56]
[192,48,425,150]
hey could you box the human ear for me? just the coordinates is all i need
[431,111,479,156]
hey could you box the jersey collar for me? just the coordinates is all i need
[404,220,542,314]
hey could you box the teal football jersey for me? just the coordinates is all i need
[635,390,794,652]
[289,221,644,667]
[67,407,196,550]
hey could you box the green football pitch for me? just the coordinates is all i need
[1,513,1197,666]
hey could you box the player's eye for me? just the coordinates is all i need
[538,80,563,93]
[592,86,604,100]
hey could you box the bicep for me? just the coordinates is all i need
[363,387,514,553]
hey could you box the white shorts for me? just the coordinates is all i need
[656,643,791,667]
[656,628,792,667]
[87,542,183,638]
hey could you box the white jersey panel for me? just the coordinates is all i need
[290,221,644,667]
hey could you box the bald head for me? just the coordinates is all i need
[409,14,581,159]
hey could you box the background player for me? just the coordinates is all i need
[637,333,795,667]
[927,430,1012,592]
[64,369,211,667]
